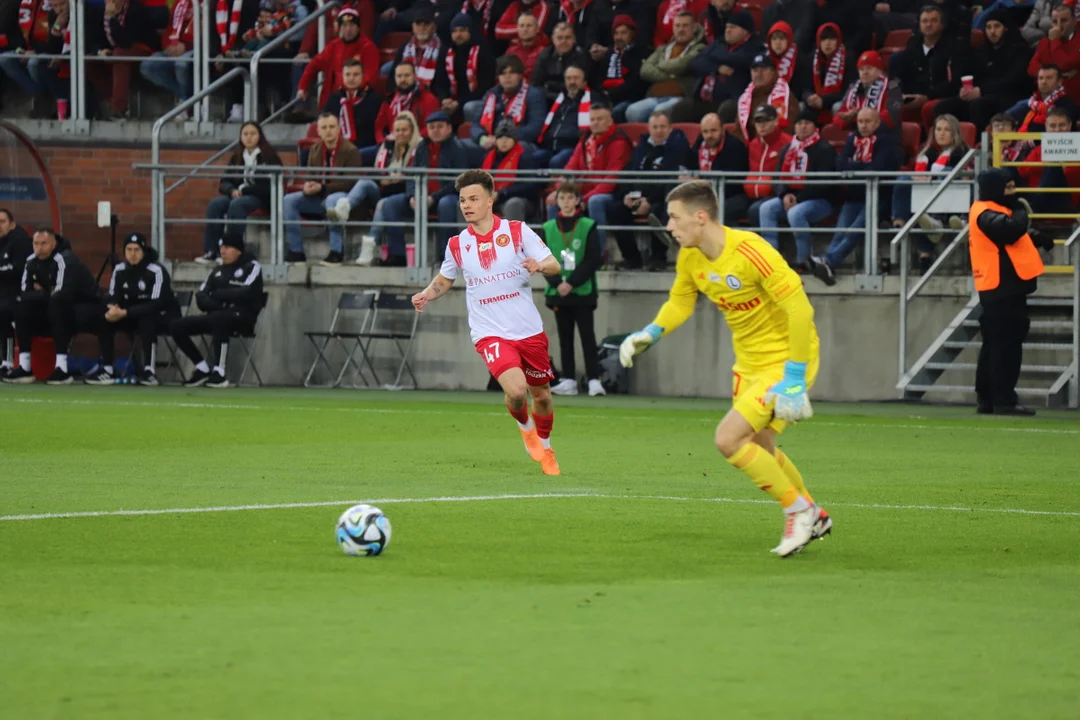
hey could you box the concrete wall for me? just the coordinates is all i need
[170,264,1075,400]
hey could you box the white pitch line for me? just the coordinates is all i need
[2,492,1078,522]
[6,397,1079,435]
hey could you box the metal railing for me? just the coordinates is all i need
[1066,223,1080,408]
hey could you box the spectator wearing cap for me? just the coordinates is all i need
[758,109,838,269]
[735,53,798,142]
[627,11,708,123]
[536,64,593,168]
[534,22,590,103]
[801,23,854,126]
[608,109,693,270]
[284,112,363,266]
[833,50,902,132]
[611,0,655,47]
[482,118,538,220]
[892,5,965,128]
[434,14,496,122]
[680,8,757,123]
[506,10,552,80]
[88,233,182,386]
[169,230,264,390]
[654,0,709,47]
[469,54,548,150]
[376,0,459,40]
[392,7,444,86]
[297,7,381,110]
[495,0,554,44]
[744,103,793,227]
[1007,64,1077,132]
[557,0,614,52]
[1027,4,1080,100]
[374,62,441,143]
[932,12,1033,131]
[380,111,470,263]
[545,102,634,248]
[686,112,750,225]
[588,14,648,121]
[810,107,900,285]
[322,59,382,162]
[199,120,282,264]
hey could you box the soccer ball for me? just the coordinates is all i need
[335,504,392,556]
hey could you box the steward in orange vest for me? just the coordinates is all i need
[967,168,1053,416]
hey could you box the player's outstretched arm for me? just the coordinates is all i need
[411,274,454,313]
[619,251,698,368]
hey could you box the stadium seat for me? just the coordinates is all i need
[457,121,472,139]
[822,124,849,146]
[380,32,410,64]
[371,74,387,96]
[723,122,738,138]
[959,121,977,149]
[901,122,922,168]
[674,122,701,146]
[618,122,649,142]
[970,29,985,48]
[882,29,911,50]
[747,7,762,32]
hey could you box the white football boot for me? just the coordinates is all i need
[551,378,578,395]
[587,378,606,396]
[770,505,821,558]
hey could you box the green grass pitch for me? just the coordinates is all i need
[2,386,1079,719]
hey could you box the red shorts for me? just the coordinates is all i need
[475,332,555,387]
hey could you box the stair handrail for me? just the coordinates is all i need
[1065,223,1080,408]
[888,148,977,266]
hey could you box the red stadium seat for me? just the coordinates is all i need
[723,122,738,137]
[305,121,319,139]
[618,122,649,142]
[821,123,849,146]
[747,7,762,33]
[959,121,977,149]
[674,122,701,146]
[970,29,985,48]
[379,32,410,64]
[371,74,387,96]
[457,121,472,139]
[901,121,922,168]
[882,29,911,49]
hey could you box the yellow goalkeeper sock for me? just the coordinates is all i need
[728,442,808,511]
[775,449,814,504]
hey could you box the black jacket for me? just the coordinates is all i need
[975,169,1052,300]
[558,0,612,52]
[0,224,32,299]
[972,28,1032,99]
[533,45,590,104]
[92,0,168,52]
[691,37,759,102]
[196,253,264,317]
[837,129,900,203]
[433,41,496,104]
[895,34,963,99]
[218,149,280,208]
[544,214,602,308]
[21,236,99,304]
[322,87,383,150]
[692,134,750,199]
[775,137,838,204]
[812,0,872,57]
[540,89,591,152]
[106,251,181,319]
[590,43,648,106]
[408,137,471,203]
[617,129,693,211]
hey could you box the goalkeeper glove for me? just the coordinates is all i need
[619,324,663,368]
[765,361,813,422]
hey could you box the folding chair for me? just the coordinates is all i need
[358,292,420,390]
[231,291,270,387]
[303,290,378,388]
[157,290,194,383]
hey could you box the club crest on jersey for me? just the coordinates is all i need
[725,274,742,290]
[495,234,510,248]
[137,280,146,291]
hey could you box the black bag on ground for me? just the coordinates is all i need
[597,334,630,395]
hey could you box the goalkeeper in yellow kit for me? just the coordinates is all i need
[619,181,832,557]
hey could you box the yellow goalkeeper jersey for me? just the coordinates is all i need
[651,228,820,373]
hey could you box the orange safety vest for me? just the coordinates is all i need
[967,200,1044,292]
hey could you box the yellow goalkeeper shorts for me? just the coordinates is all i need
[731,356,820,435]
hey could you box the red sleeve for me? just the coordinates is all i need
[1046,35,1080,73]
[1019,146,1041,186]
[0,35,9,50]
[495,2,521,40]
[564,141,585,173]
[358,0,376,38]
[654,2,671,48]
[299,17,323,56]
[361,38,381,82]
[375,102,391,144]
[415,92,440,133]
[299,48,330,92]
[1028,41,1045,78]
[584,137,633,200]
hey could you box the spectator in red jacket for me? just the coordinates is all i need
[506,10,551,80]
[495,0,554,42]
[545,101,633,246]
[1027,4,1080,100]
[374,61,441,142]
[140,0,195,104]
[297,8,380,109]
[744,103,792,228]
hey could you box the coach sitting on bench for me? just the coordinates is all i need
[169,231,264,389]
[86,232,182,386]
[4,228,102,385]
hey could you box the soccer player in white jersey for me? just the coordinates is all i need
[412,170,564,475]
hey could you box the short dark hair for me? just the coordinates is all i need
[396,60,416,72]
[556,181,581,197]
[455,170,495,195]
[317,111,338,122]
[1047,106,1072,123]
[496,55,525,75]
[919,4,943,19]
[666,180,719,221]
[989,113,1016,127]
[1040,63,1062,77]
[342,58,363,71]
[0,208,13,222]
[675,10,695,21]
[33,227,56,238]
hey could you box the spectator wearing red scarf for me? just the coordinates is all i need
[297,8,380,109]
[434,13,496,120]
[1027,3,1080,100]
[374,61,441,143]
[800,23,852,127]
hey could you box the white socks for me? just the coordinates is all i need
[540,437,551,449]
[213,365,225,376]
[195,361,210,373]
[19,352,30,371]
[784,495,812,514]
[55,354,68,373]
[517,416,534,432]
[104,365,113,375]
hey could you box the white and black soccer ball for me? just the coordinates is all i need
[336,504,391,557]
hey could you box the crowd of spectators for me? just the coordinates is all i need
[4,0,1080,277]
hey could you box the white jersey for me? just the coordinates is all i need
[440,215,553,343]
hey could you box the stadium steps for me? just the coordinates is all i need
[923,362,1070,373]
[903,384,1056,398]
